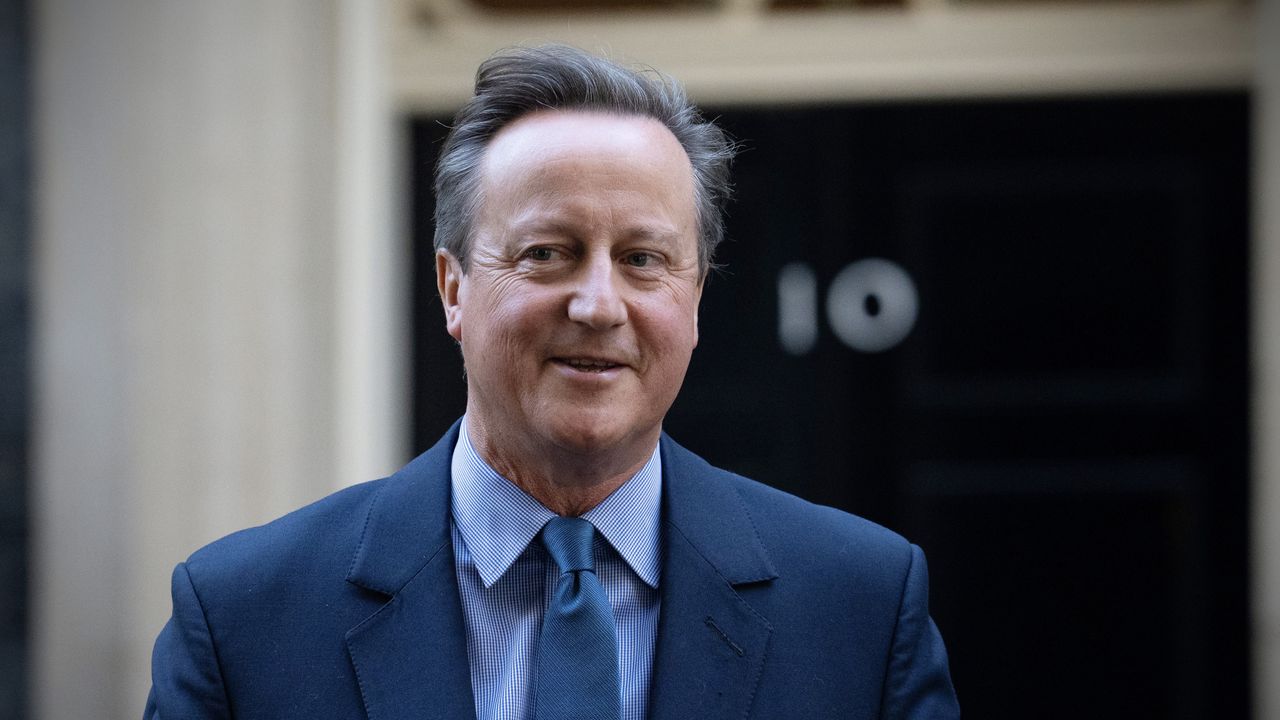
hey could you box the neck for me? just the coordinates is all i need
[465,418,656,517]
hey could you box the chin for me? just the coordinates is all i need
[548,425,624,454]
[544,416,648,457]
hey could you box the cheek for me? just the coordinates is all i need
[475,297,554,357]
[640,288,700,336]
[637,304,700,367]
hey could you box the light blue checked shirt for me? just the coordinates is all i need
[450,418,663,720]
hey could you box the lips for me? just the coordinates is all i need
[553,357,626,373]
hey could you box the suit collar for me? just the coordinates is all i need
[347,426,775,594]
[346,420,461,594]
[658,434,778,585]
[650,434,778,720]
[341,425,780,720]
[344,420,477,720]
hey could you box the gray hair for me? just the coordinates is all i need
[433,45,736,275]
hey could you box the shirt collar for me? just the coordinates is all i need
[450,417,663,589]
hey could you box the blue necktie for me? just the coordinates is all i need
[534,516,621,720]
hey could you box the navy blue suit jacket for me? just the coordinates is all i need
[145,422,959,718]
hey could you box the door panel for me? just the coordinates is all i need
[410,92,1250,718]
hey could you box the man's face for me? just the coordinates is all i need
[437,110,703,461]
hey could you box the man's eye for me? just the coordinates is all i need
[526,247,555,261]
[625,252,653,268]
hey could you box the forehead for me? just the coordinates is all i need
[480,110,694,194]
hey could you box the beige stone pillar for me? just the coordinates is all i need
[31,1,401,717]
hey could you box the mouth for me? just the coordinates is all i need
[552,357,626,374]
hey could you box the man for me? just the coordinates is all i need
[145,45,958,719]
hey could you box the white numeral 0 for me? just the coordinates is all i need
[778,258,919,355]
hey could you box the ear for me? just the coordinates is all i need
[436,249,465,342]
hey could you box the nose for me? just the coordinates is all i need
[567,255,628,329]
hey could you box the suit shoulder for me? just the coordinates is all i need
[183,477,386,588]
[661,435,912,569]
[723,471,918,606]
[728,470,909,553]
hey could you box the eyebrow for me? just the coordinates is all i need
[622,227,684,246]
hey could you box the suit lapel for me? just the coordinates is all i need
[338,426,777,720]
[344,421,477,720]
[649,436,778,720]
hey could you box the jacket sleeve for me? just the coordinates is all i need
[143,562,232,719]
[881,544,960,719]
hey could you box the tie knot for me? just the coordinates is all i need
[540,516,596,574]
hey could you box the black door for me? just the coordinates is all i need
[410,92,1250,719]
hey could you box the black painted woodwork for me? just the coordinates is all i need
[410,92,1250,719]
[0,0,29,717]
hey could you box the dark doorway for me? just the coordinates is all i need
[0,0,30,717]
[410,92,1250,719]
